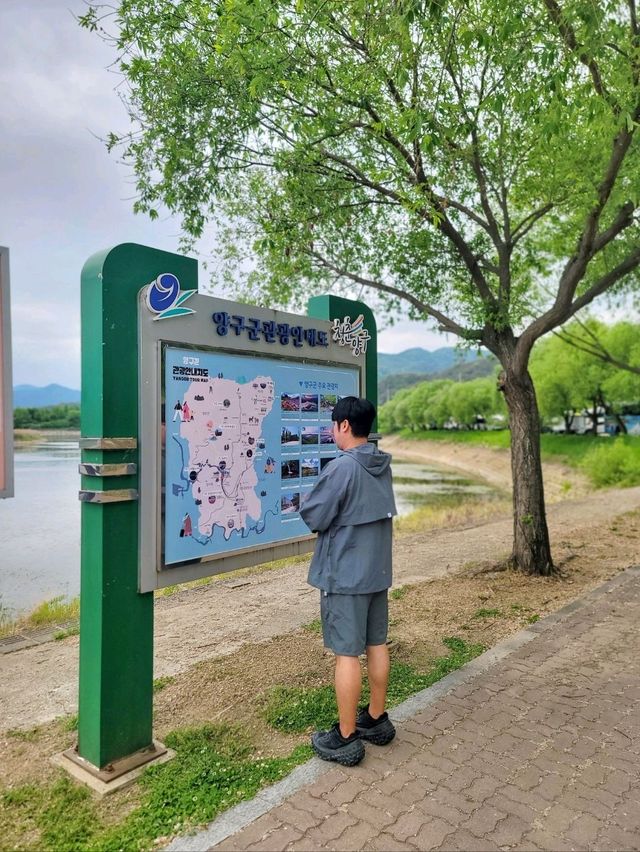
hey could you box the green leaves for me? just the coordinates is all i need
[88,0,640,348]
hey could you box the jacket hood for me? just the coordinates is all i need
[344,443,392,476]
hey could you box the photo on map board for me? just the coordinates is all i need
[280,491,300,515]
[281,393,300,412]
[281,459,300,480]
[301,457,320,478]
[320,394,337,413]
[281,425,300,445]
[301,393,319,412]
[319,425,335,444]
[301,425,320,445]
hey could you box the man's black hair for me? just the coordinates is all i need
[331,396,376,437]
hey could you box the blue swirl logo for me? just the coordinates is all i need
[145,273,196,321]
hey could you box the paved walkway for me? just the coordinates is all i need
[171,567,640,852]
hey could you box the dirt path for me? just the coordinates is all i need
[2,442,638,732]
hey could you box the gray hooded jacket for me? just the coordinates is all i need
[300,443,397,594]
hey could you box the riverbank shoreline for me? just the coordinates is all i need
[14,428,80,443]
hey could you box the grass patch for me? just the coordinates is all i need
[301,619,322,634]
[263,636,484,733]
[472,608,503,619]
[61,714,78,732]
[581,439,640,487]
[6,727,41,743]
[394,492,510,534]
[153,676,175,693]
[0,596,80,640]
[27,597,79,628]
[54,626,80,641]
[13,429,42,443]
[0,724,312,852]
[399,429,511,449]
[390,586,407,600]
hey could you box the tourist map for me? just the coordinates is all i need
[164,347,359,565]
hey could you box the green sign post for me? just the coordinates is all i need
[61,245,196,785]
[60,243,376,790]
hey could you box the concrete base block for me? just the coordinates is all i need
[52,740,175,796]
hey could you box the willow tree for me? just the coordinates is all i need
[81,0,640,574]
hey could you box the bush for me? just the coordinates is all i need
[581,439,640,487]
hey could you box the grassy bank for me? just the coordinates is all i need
[13,429,42,443]
[397,429,640,487]
[394,491,510,534]
[0,596,80,640]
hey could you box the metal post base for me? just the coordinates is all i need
[52,740,174,796]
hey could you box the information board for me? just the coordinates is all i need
[138,286,367,592]
[163,346,358,565]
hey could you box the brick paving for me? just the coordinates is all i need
[182,568,640,851]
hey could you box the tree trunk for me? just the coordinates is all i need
[500,367,554,576]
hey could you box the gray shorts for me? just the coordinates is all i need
[320,590,389,657]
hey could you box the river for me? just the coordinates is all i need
[0,436,495,615]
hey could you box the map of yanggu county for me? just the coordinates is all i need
[178,375,275,540]
[164,346,359,566]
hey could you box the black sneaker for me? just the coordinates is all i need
[356,706,396,745]
[311,723,365,766]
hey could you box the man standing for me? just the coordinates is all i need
[300,396,397,766]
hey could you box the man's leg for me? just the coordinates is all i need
[334,655,361,737]
[366,643,390,719]
[355,592,396,745]
[311,594,365,765]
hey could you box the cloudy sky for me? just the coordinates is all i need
[0,0,454,390]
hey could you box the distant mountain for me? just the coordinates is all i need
[378,353,498,403]
[378,347,481,379]
[13,384,80,408]
[430,355,499,383]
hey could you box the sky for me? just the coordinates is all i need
[0,0,453,391]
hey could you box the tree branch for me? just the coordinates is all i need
[305,248,480,339]
[512,203,554,244]
[317,150,498,311]
[567,245,640,317]
[515,243,640,372]
[530,105,640,333]
[543,0,617,111]
[554,326,640,375]
[591,202,637,254]
[443,199,492,232]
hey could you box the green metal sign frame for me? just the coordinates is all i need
[76,243,377,773]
